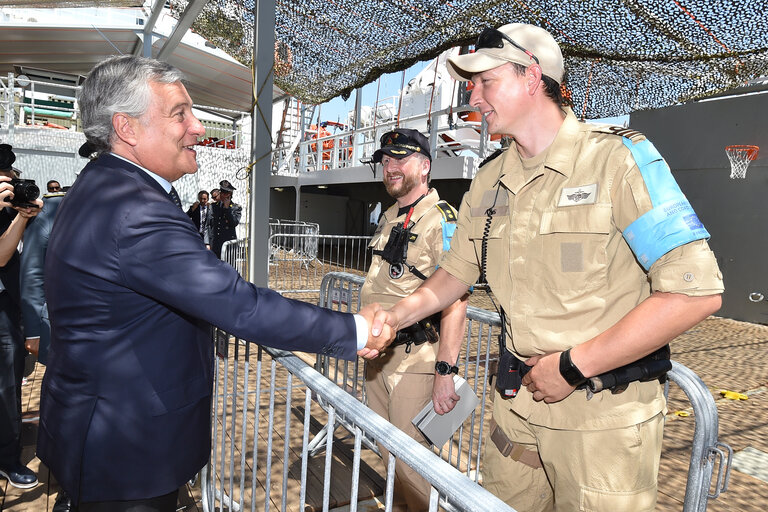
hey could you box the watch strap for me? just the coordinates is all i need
[435,360,459,375]
[559,349,587,387]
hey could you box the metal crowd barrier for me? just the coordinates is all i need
[221,239,249,279]
[314,271,733,512]
[201,337,514,512]
[314,272,498,482]
[267,233,372,299]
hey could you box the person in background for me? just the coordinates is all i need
[363,128,468,511]
[210,187,220,203]
[0,143,43,490]
[38,55,394,511]
[46,180,62,193]
[208,179,241,259]
[20,183,69,509]
[186,189,212,245]
[371,23,723,511]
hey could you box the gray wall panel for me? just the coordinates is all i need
[632,93,768,324]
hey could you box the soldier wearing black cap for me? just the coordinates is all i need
[0,144,42,490]
[208,179,242,259]
[362,128,468,511]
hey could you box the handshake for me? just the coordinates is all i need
[355,303,400,359]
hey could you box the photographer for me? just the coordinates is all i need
[0,143,43,490]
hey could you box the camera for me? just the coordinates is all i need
[9,179,40,208]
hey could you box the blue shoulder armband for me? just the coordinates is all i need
[621,138,710,271]
[434,200,458,252]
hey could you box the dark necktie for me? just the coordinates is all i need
[168,186,182,209]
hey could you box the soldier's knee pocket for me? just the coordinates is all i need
[579,483,656,512]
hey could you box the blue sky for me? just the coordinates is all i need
[314,61,430,126]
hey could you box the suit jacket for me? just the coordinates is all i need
[20,193,64,365]
[186,202,213,244]
[38,154,358,504]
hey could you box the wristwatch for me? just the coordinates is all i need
[435,360,459,376]
[559,349,587,387]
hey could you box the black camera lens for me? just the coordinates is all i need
[9,178,40,207]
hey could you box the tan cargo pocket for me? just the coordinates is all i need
[580,483,656,512]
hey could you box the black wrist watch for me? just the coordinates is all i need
[559,349,587,387]
[435,360,459,376]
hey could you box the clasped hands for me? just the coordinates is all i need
[355,304,400,359]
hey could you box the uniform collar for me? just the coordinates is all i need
[541,107,581,178]
[498,107,581,194]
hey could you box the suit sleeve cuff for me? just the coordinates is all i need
[353,314,368,351]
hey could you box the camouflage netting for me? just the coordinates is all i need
[8,0,768,117]
[166,0,768,118]
[2,1,139,6]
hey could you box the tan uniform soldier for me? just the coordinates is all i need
[370,24,723,511]
[362,128,468,511]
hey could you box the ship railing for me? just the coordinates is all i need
[273,104,494,176]
[0,74,80,134]
[0,72,247,148]
[311,271,733,512]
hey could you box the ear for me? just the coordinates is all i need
[421,159,431,178]
[112,112,139,147]
[526,64,543,95]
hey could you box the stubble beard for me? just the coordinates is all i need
[384,171,419,200]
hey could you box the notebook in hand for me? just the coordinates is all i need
[412,374,479,447]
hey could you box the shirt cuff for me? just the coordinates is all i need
[353,314,368,351]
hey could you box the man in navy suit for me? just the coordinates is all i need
[185,189,212,245]
[38,55,393,511]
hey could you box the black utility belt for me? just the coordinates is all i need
[493,344,672,400]
[391,313,441,353]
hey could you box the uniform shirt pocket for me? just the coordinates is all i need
[537,205,612,291]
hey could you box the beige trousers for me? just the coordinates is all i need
[483,395,664,512]
[366,368,434,512]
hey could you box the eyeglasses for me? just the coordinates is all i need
[475,27,540,65]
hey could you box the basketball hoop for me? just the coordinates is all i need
[725,145,759,179]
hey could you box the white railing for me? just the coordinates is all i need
[272,104,493,176]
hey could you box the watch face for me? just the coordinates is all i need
[435,361,449,375]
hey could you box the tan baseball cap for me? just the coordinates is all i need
[447,23,564,84]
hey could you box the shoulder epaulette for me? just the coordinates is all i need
[434,200,457,223]
[479,148,505,168]
[43,192,66,198]
[594,125,646,144]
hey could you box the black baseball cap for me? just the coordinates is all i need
[372,128,432,163]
